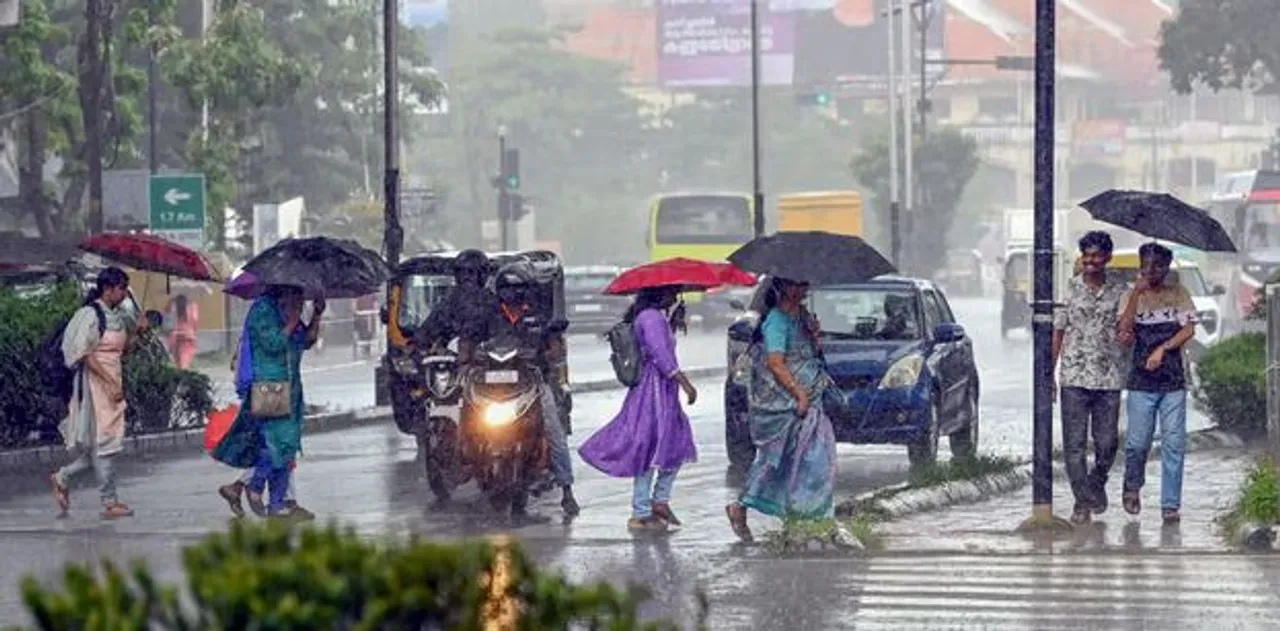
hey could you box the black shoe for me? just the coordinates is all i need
[1091,487,1109,515]
[560,487,580,517]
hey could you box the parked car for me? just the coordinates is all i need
[724,276,980,471]
[564,265,628,333]
[693,283,756,331]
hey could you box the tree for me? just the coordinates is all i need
[423,28,652,260]
[1158,0,1280,93]
[0,0,167,237]
[851,126,980,276]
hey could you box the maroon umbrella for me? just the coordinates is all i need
[80,233,222,282]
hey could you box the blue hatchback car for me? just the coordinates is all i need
[723,276,980,470]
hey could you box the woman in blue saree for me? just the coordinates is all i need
[212,286,323,519]
[725,278,837,542]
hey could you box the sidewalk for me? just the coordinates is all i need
[881,450,1254,553]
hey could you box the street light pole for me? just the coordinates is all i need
[382,0,402,268]
[749,0,764,237]
[1021,0,1066,531]
[901,0,914,221]
[887,0,901,267]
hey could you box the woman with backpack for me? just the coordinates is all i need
[578,286,698,532]
[50,267,136,519]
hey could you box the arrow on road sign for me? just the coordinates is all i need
[164,188,192,205]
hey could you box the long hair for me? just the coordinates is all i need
[174,294,190,323]
[85,266,128,305]
[622,286,684,333]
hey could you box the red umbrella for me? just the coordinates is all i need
[603,257,756,295]
[80,233,222,282]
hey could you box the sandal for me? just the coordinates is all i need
[653,502,682,527]
[101,502,134,520]
[1123,490,1141,516]
[628,516,669,532]
[50,473,69,516]
[725,503,754,543]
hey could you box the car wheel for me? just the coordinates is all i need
[948,388,979,462]
[907,396,940,471]
[726,409,756,470]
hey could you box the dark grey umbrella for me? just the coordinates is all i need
[1080,190,1237,252]
[728,231,896,285]
[239,237,390,299]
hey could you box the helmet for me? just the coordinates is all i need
[454,249,488,282]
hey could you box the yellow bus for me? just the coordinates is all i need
[777,190,864,236]
[646,192,756,263]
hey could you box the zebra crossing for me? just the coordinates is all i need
[715,553,1280,630]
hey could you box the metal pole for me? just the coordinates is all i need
[917,0,929,146]
[1268,284,1280,462]
[498,132,509,251]
[1190,93,1199,199]
[887,0,901,267]
[750,0,764,237]
[382,0,402,269]
[1024,0,1062,529]
[901,0,914,217]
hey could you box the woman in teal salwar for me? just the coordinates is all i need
[726,278,837,542]
[212,286,323,519]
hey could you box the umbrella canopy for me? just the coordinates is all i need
[236,237,389,299]
[80,233,223,281]
[1079,190,1237,253]
[728,231,896,285]
[603,257,756,295]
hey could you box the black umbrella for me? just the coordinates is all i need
[728,231,896,285]
[238,237,390,299]
[1080,190,1237,252]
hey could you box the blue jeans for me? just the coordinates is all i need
[1124,390,1187,511]
[541,385,574,487]
[632,468,679,519]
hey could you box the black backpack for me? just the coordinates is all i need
[605,319,642,388]
[39,303,107,405]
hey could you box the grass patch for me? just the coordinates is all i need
[907,455,1021,488]
[760,514,883,554]
[1217,456,1280,545]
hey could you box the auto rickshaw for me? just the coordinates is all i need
[1000,246,1069,338]
[376,250,572,440]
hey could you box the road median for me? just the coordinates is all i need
[0,365,726,474]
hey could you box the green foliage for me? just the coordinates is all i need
[761,515,882,554]
[1159,0,1280,93]
[123,337,213,434]
[0,283,83,448]
[1194,332,1266,435]
[14,521,702,630]
[906,454,1020,489]
[850,125,981,275]
[1217,457,1280,544]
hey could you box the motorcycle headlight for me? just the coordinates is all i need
[879,354,924,390]
[483,401,518,428]
[429,369,454,396]
[392,356,417,376]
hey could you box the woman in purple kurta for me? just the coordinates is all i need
[579,287,698,531]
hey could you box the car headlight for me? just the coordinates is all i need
[482,401,518,427]
[731,351,752,386]
[879,354,924,390]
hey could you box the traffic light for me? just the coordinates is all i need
[501,148,520,190]
[797,90,833,107]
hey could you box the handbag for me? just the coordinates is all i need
[250,342,293,418]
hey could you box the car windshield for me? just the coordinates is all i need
[808,287,923,341]
[398,274,455,329]
[565,273,615,293]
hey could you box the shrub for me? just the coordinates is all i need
[13,521,702,630]
[1194,332,1266,436]
[0,284,214,448]
[0,284,82,449]
[1216,457,1280,544]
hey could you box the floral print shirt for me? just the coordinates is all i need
[1054,273,1130,391]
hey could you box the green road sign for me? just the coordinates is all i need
[148,174,206,232]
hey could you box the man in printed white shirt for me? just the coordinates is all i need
[1117,242,1198,525]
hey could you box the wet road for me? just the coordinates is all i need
[0,297,1249,628]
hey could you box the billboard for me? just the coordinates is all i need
[792,0,946,90]
[657,0,795,88]
[252,196,304,255]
